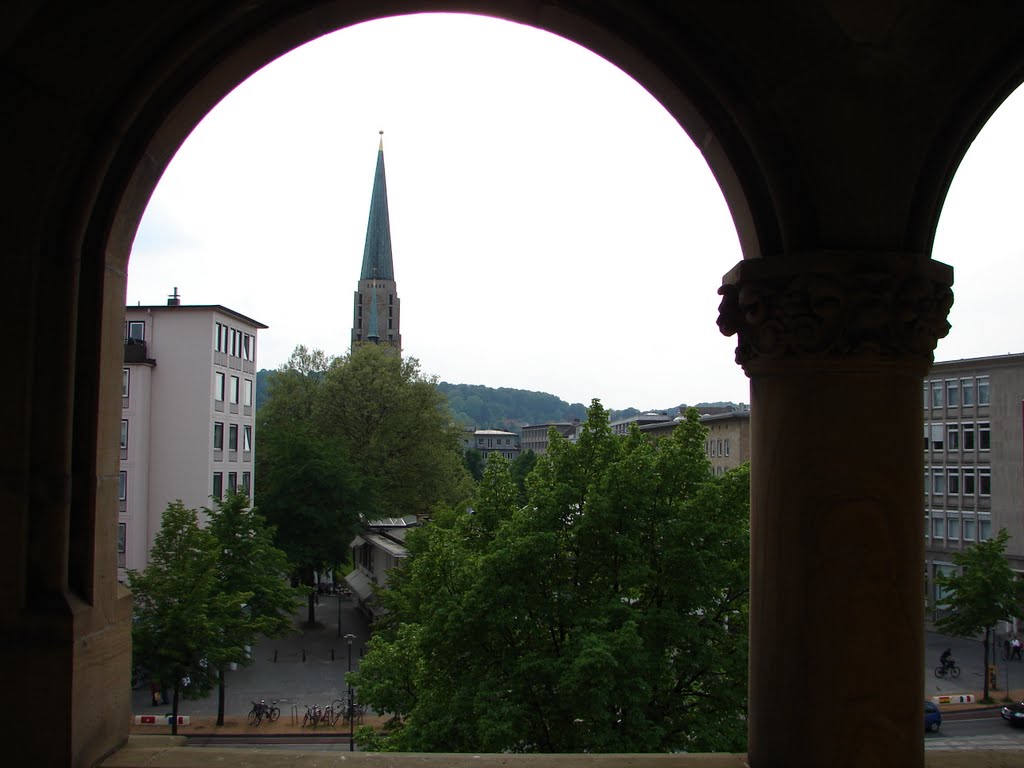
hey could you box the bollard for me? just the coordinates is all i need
[331,648,335,661]
[302,649,306,662]
[273,649,278,663]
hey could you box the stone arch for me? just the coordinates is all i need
[10,3,1024,768]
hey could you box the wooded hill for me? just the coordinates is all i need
[257,369,740,434]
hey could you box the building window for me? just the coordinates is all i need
[213,422,224,450]
[932,515,945,538]
[244,379,253,407]
[945,379,959,408]
[230,328,237,357]
[979,467,991,496]
[947,515,960,541]
[961,377,975,406]
[724,438,730,457]
[215,372,225,402]
[228,472,238,493]
[932,469,945,495]
[118,471,127,501]
[214,322,223,352]
[931,380,943,408]
[947,423,959,451]
[212,472,223,500]
[962,467,976,495]
[228,424,238,451]
[122,368,130,399]
[230,376,239,404]
[979,516,992,540]
[962,516,976,541]
[930,423,943,451]
[221,324,229,353]
[978,422,990,451]
[923,384,929,409]
[127,320,145,341]
[243,424,251,452]
[243,333,252,361]
[977,376,990,406]
[120,419,128,450]
[242,471,251,495]
[947,468,959,495]
[118,523,126,568]
[962,422,975,450]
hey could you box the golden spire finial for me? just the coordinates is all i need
[379,129,384,151]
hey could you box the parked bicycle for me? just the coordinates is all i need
[247,698,280,725]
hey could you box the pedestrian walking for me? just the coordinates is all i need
[1012,635,1022,661]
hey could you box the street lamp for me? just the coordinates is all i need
[344,632,356,751]
[337,589,342,638]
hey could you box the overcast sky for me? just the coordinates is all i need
[128,13,1024,413]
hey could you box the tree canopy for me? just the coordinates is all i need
[128,501,248,734]
[256,344,473,622]
[352,401,750,753]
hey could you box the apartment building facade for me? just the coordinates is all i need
[119,297,266,580]
[347,516,418,621]
[923,353,1024,619]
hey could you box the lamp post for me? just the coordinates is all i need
[337,589,342,638]
[344,632,356,751]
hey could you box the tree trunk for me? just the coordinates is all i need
[217,666,226,726]
[171,683,180,736]
[982,627,991,702]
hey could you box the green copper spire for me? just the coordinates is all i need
[359,131,394,281]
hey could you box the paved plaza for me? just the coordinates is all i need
[132,591,372,719]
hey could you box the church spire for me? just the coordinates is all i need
[359,130,394,281]
[352,133,402,352]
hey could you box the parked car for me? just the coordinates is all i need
[1001,700,1024,726]
[925,701,941,732]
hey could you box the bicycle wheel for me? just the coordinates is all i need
[951,665,960,678]
[269,706,280,722]
[934,666,946,678]
[248,709,259,725]
[302,712,311,728]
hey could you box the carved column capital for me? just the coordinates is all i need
[717,253,953,370]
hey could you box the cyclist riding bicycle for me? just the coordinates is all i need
[940,648,955,671]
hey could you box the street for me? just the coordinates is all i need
[927,710,1024,750]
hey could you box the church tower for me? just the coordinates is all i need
[351,132,401,350]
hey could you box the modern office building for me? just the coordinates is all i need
[923,353,1024,620]
[119,293,266,580]
[639,407,751,475]
[520,421,580,455]
[352,133,402,350]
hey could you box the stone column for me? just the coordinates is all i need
[718,253,953,768]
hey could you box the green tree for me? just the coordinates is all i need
[508,449,537,505]
[314,343,474,517]
[128,501,249,735]
[934,528,1024,702]
[205,490,302,724]
[256,346,364,623]
[463,448,485,482]
[352,402,749,753]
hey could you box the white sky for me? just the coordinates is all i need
[129,13,1024,412]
